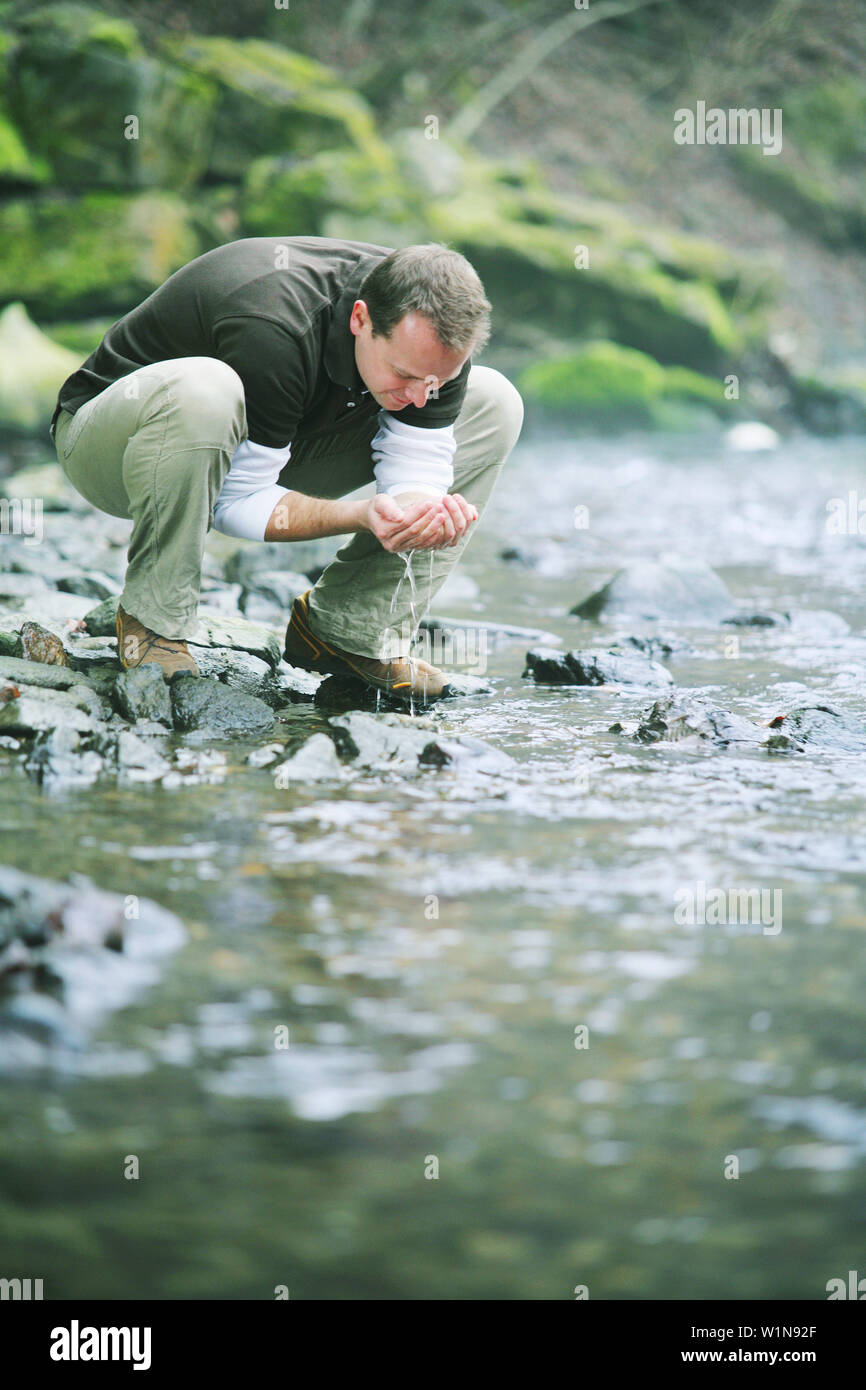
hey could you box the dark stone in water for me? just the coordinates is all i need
[628,694,764,747]
[723,611,789,628]
[572,560,737,625]
[170,673,274,737]
[113,663,172,726]
[766,704,866,753]
[524,646,673,689]
[615,633,695,661]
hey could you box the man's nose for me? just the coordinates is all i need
[406,380,429,408]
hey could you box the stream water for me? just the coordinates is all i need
[1,421,865,1299]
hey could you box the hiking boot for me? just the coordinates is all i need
[115,603,199,678]
[284,589,452,703]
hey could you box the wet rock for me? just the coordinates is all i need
[247,742,285,767]
[197,582,244,615]
[788,610,850,638]
[627,694,764,747]
[572,560,737,625]
[194,609,282,669]
[420,614,562,648]
[225,541,330,588]
[273,733,343,784]
[524,647,673,689]
[315,668,493,713]
[83,595,119,637]
[0,573,51,601]
[766,704,866,754]
[20,621,69,666]
[3,592,94,635]
[56,571,120,602]
[239,568,311,612]
[0,683,104,736]
[329,710,440,770]
[187,645,317,708]
[24,726,104,788]
[116,730,172,782]
[161,748,228,788]
[0,654,91,692]
[0,864,186,1074]
[113,663,172,726]
[328,710,511,776]
[417,735,514,776]
[169,673,275,738]
[723,610,789,628]
[724,421,780,452]
[615,633,695,661]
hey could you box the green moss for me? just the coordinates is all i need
[241,148,423,239]
[518,340,727,429]
[0,106,50,184]
[7,5,217,190]
[45,317,115,357]
[0,192,201,316]
[160,34,388,180]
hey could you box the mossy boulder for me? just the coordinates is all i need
[6,4,216,191]
[0,303,83,433]
[160,35,387,181]
[241,147,423,240]
[0,191,200,317]
[518,340,728,429]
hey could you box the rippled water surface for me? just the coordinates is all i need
[2,424,865,1299]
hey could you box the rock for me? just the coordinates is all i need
[83,595,119,637]
[628,694,764,747]
[225,541,335,588]
[273,733,343,784]
[420,614,562,648]
[417,735,514,776]
[615,633,695,661]
[0,654,90,691]
[113,663,172,726]
[524,646,673,689]
[724,421,780,451]
[24,725,104,788]
[56,571,120,601]
[238,568,312,612]
[20,620,70,665]
[723,610,789,628]
[0,863,185,1074]
[2,592,94,636]
[0,683,103,735]
[572,560,737,625]
[766,704,866,754]
[197,583,244,616]
[116,730,172,782]
[169,673,275,738]
[327,709,511,777]
[247,742,285,768]
[329,709,440,771]
[0,458,83,512]
[0,573,52,601]
[313,670,487,713]
[186,645,318,708]
[194,609,282,668]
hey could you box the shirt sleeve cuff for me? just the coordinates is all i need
[211,485,291,541]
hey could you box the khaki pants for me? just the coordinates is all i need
[53,357,523,659]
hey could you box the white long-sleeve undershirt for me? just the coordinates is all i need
[210,409,457,542]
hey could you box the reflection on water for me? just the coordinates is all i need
[1,425,865,1299]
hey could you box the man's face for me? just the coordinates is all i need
[350,300,468,411]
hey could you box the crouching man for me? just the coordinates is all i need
[50,237,524,702]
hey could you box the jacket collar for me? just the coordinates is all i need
[323,269,373,392]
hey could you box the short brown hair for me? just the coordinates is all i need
[360,243,491,356]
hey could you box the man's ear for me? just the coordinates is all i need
[349,299,370,336]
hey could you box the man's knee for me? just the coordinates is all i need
[462,364,524,455]
[169,357,246,437]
